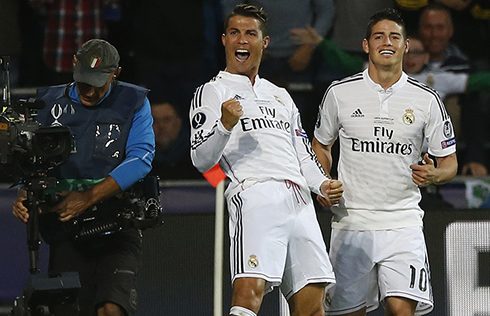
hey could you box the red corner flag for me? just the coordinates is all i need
[203,163,227,188]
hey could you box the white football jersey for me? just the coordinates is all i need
[315,69,456,230]
[190,71,328,195]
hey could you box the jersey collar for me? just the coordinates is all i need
[219,70,262,88]
[363,68,408,94]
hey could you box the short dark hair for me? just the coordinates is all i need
[365,8,406,40]
[224,3,268,36]
[419,2,453,27]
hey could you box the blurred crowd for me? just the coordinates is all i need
[1,0,490,183]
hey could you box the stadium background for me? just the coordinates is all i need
[0,180,489,315]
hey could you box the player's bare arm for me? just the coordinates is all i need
[410,152,458,187]
[312,137,341,207]
[221,98,243,131]
[312,137,334,176]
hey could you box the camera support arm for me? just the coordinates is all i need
[22,175,58,275]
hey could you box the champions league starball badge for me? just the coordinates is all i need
[192,112,206,129]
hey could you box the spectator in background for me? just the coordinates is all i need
[290,25,365,77]
[404,34,490,101]
[290,27,490,101]
[419,2,488,176]
[150,99,201,180]
[435,0,490,68]
[330,0,394,57]
[133,0,224,116]
[395,0,429,34]
[28,0,115,86]
[222,0,335,137]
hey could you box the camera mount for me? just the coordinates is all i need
[1,55,81,316]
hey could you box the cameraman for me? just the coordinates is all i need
[12,39,155,316]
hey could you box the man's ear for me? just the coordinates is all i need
[405,39,409,54]
[263,36,270,49]
[362,39,369,54]
[113,67,122,79]
[73,55,78,67]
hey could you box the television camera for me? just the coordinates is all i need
[1,56,163,315]
[1,56,79,316]
[0,97,72,178]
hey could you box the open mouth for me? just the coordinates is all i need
[235,49,250,62]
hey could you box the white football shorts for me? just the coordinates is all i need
[325,226,434,315]
[226,179,336,299]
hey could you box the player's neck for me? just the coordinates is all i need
[368,64,402,90]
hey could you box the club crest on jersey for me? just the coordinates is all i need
[248,255,259,268]
[443,121,453,138]
[324,293,332,306]
[402,109,415,125]
[90,56,102,68]
[192,112,206,129]
[274,95,285,106]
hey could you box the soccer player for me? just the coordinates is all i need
[189,4,342,316]
[312,8,457,316]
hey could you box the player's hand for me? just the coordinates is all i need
[318,179,343,207]
[410,153,437,187]
[52,191,92,222]
[221,98,243,131]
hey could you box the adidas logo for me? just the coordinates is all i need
[233,94,245,101]
[351,108,364,118]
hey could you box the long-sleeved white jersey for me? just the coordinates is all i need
[190,71,329,195]
[315,69,457,230]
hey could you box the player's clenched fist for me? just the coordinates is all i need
[221,98,243,131]
[318,179,343,207]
